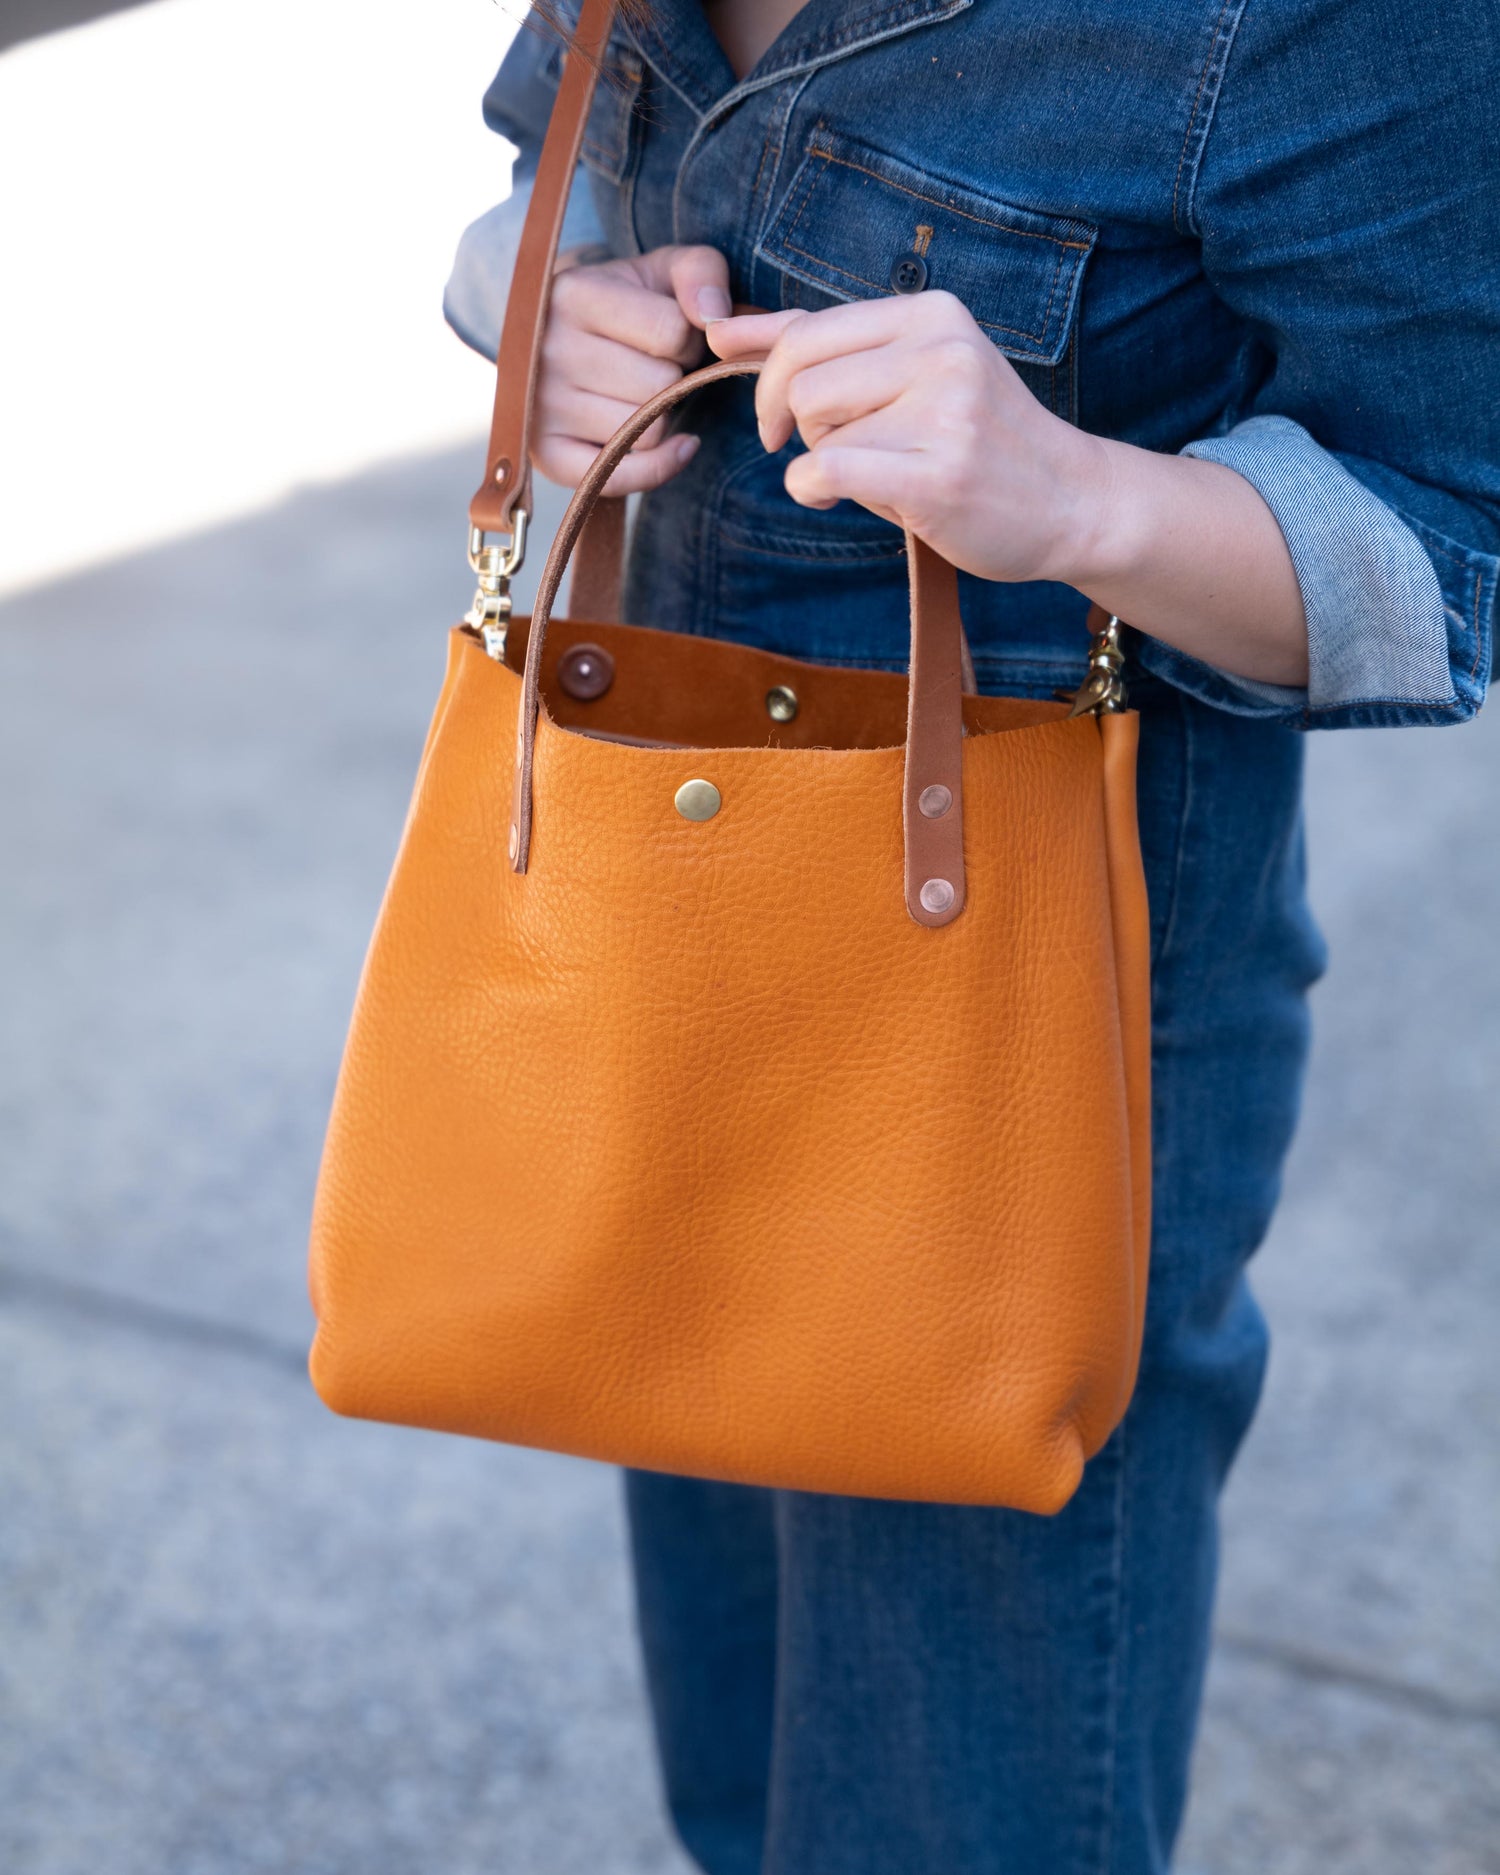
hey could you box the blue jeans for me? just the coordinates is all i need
[621,660,1324,1875]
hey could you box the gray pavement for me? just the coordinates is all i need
[0,0,161,57]
[1,446,1497,1873]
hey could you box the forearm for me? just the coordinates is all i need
[1061,436,1309,688]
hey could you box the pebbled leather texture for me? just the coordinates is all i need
[307,619,1152,1512]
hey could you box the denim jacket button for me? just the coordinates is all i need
[889,253,929,293]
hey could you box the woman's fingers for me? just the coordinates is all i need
[777,349,918,449]
[706,308,804,359]
[536,382,668,452]
[711,305,899,450]
[528,245,734,495]
[782,442,913,519]
[548,329,683,407]
[752,293,976,448]
[552,261,701,365]
[535,430,701,497]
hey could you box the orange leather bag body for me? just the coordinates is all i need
[307,0,1152,1514]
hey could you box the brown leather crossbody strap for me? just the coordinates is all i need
[511,358,970,928]
[469,0,619,538]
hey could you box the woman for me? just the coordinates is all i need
[444,3,1499,1869]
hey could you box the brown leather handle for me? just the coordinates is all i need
[470,0,619,537]
[565,494,979,698]
[509,359,970,928]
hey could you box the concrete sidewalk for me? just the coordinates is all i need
[1,447,1496,1874]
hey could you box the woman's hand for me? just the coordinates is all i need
[707,293,1105,583]
[708,293,1311,687]
[535,244,732,494]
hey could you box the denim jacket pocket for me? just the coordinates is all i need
[755,127,1096,423]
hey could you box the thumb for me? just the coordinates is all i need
[656,244,733,329]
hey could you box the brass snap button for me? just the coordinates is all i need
[889,253,928,294]
[674,779,721,822]
[557,641,614,701]
[765,685,799,723]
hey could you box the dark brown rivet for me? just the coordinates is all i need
[918,784,952,818]
[919,878,955,914]
[557,641,615,701]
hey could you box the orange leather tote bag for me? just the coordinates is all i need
[307,0,1151,1514]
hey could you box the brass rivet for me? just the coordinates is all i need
[674,778,721,822]
[766,684,799,723]
[919,877,955,914]
[918,784,952,818]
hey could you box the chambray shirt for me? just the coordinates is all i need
[446,0,1500,729]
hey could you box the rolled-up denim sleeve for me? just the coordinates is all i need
[1137,0,1500,730]
[441,23,609,363]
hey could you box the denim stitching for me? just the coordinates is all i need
[1152,652,1471,717]
[1156,686,1194,970]
[1067,319,1081,426]
[803,142,1093,252]
[1031,244,1069,351]
[1416,539,1488,679]
[748,77,809,266]
[779,0,970,68]
[1097,1419,1131,1875]
[1171,0,1251,237]
[778,239,1063,345]
[1470,567,1484,678]
[716,533,908,564]
[580,49,642,176]
[1171,0,1229,235]
[643,0,972,126]
[768,140,1087,349]
[1418,534,1473,573]
[751,120,780,208]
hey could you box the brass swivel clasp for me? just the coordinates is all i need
[1068,613,1128,716]
[464,513,529,661]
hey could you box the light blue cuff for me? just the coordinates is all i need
[442,165,609,363]
[1180,415,1452,711]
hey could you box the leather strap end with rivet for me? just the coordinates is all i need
[510,372,972,930]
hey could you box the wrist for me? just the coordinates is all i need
[1043,431,1155,591]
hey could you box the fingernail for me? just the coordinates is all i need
[676,433,701,465]
[696,286,732,324]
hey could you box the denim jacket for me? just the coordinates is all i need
[446,0,1500,729]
